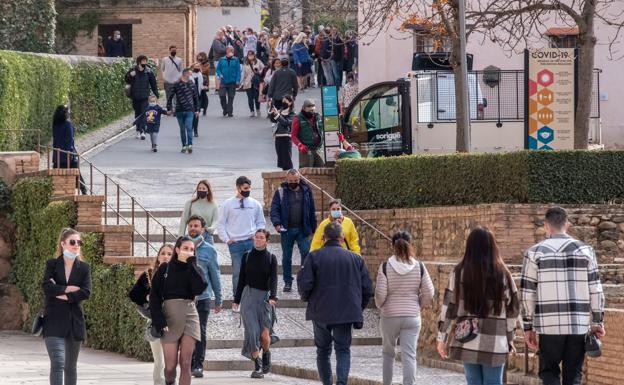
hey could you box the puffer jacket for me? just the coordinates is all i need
[125,65,159,101]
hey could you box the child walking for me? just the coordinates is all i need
[145,95,168,152]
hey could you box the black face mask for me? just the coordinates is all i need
[241,190,251,198]
[288,182,299,190]
[171,51,177,56]
[193,68,200,73]
[197,191,208,199]
[302,110,314,118]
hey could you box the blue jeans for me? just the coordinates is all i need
[280,228,310,285]
[192,298,210,371]
[313,322,352,385]
[228,239,253,296]
[44,336,82,385]
[463,363,504,385]
[176,111,194,146]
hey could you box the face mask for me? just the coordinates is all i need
[226,53,233,58]
[303,110,314,118]
[288,182,299,190]
[331,210,342,219]
[197,191,208,199]
[171,51,177,56]
[241,190,251,198]
[254,245,267,251]
[191,234,203,242]
[63,249,79,260]
[193,68,200,73]
[149,102,156,106]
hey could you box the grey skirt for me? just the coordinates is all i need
[239,286,279,359]
[162,299,201,343]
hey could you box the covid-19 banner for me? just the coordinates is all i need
[524,48,577,150]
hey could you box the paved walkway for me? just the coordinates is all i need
[0,331,320,385]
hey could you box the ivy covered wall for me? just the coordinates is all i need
[0,0,57,53]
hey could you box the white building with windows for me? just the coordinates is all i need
[197,0,262,53]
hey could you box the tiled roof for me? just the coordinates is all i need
[545,26,579,36]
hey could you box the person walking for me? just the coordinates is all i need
[270,169,317,292]
[262,58,282,112]
[437,226,520,385]
[521,207,605,385]
[292,33,313,91]
[150,236,208,385]
[42,228,92,385]
[330,28,344,87]
[375,231,435,385]
[210,31,228,93]
[216,46,241,117]
[319,28,335,86]
[161,45,183,113]
[106,30,127,57]
[343,31,358,76]
[276,31,291,61]
[340,73,358,115]
[129,244,174,385]
[241,50,265,117]
[190,63,206,137]
[268,58,298,110]
[243,28,258,57]
[186,216,223,379]
[179,180,219,244]
[297,222,374,385]
[144,95,168,153]
[233,229,279,378]
[125,55,159,140]
[195,52,211,116]
[291,99,325,168]
[52,105,87,195]
[269,95,295,170]
[310,200,360,254]
[217,176,266,300]
[167,68,199,154]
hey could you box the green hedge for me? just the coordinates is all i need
[0,50,133,151]
[10,176,150,361]
[336,150,624,209]
[0,1,56,53]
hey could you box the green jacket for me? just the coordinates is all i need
[295,112,324,149]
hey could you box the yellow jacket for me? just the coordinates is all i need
[310,216,361,255]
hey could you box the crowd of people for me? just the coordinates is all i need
[40,163,605,385]
[121,24,360,166]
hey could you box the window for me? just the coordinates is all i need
[546,27,579,49]
[413,33,451,53]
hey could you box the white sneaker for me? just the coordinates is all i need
[250,111,256,117]
[135,132,140,139]
[256,110,261,118]
[232,307,240,313]
[140,133,146,140]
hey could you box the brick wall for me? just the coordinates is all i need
[0,152,40,178]
[262,168,337,214]
[586,309,624,385]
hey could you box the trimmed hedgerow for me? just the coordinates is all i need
[0,0,56,53]
[336,150,624,209]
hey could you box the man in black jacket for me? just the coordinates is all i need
[106,30,127,57]
[268,59,298,110]
[297,222,373,385]
[167,68,200,154]
[125,55,159,140]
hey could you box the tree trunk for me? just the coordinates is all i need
[574,5,596,149]
[267,0,281,29]
[451,37,470,152]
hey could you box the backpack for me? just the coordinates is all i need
[382,260,425,279]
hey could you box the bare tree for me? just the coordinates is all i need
[470,0,624,149]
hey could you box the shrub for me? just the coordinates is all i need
[336,150,624,209]
[0,1,56,53]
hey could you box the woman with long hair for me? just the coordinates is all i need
[194,52,210,116]
[52,105,87,195]
[178,180,218,244]
[375,231,435,385]
[129,244,174,385]
[150,236,208,385]
[292,32,312,91]
[261,57,282,113]
[41,228,91,385]
[437,226,519,385]
[269,94,295,170]
[241,50,266,117]
[232,229,279,379]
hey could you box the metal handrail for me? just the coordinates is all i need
[299,174,392,243]
[40,145,177,256]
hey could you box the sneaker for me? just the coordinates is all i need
[262,351,271,374]
[152,147,157,153]
[283,283,292,293]
[140,133,146,140]
[135,132,141,139]
[223,110,228,117]
[251,357,264,379]
[188,145,193,154]
[250,111,256,117]
[194,132,198,138]
[228,113,234,118]
[232,306,240,313]
[256,110,262,118]
[181,146,187,153]
[192,367,203,378]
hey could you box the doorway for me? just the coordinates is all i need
[98,24,133,57]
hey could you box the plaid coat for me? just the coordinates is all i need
[437,269,520,367]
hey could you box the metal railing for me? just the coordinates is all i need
[41,145,177,256]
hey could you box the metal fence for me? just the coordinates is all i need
[415,69,600,123]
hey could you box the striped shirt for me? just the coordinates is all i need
[437,269,519,367]
[374,257,435,317]
[167,79,199,112]
[521,233,604,335]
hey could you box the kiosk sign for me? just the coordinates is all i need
[321,86,341,162]
[525,48,577,150]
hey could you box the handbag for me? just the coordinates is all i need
[31,311,45,336]
[454,317,479,343]
[585,331,602,358]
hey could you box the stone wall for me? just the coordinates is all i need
[262,168,337,215]
[0,152,40,185]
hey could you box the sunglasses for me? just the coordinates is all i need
[67,239,83,246]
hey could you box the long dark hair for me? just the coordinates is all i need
[281,95,294,113]
[171,236,194,261]
[454,226,511,317]
[53,105,69,126]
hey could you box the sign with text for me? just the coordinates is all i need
[321,85,341,163]
[321,86,339,116]
[525,48,577,150]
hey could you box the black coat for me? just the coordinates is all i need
[52,121,77,169]
[297,240,373,325]
[125,65,159,101]
[41,256,92,341]
[106,38,127,57]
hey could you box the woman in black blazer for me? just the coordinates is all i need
[41,228,91,385]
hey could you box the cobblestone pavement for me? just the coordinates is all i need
[0,331,320,385]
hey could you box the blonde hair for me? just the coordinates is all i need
[55,228,83,261]
[294,32,307,45]
[147,243,174,287]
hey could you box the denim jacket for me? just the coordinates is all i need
[195,239,223,305]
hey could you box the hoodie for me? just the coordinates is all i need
[374,255,435,317]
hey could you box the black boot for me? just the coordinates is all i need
[262,350,271,374]
[251,356,264,379]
